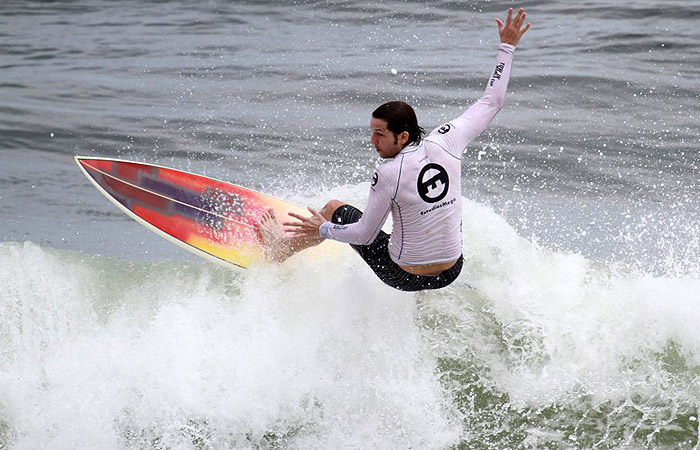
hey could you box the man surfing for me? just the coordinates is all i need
[258,7,531,291]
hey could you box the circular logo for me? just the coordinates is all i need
[417,163,449,203]
[371,171,378,186]
[438,124,452,134]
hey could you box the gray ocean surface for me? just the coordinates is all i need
[2,1,700,449]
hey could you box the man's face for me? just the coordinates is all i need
[370,117,407,159]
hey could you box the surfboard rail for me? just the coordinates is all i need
[75,156,311,269]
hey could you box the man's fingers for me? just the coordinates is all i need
[282,221,303,228]
[497,7,531,44]
[283,207,324,235]
[286,230,313,237]
[283,219,311,228]
[505,7,513,25]
[494,18,504,31]
[308,206,327,221]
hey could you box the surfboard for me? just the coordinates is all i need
[75,156,318,269]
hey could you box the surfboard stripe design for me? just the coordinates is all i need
[75,157,308,268]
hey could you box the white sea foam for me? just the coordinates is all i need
[1,190,699,449]
[0,239,457,448]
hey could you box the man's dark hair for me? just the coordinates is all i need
[372,101,425,147]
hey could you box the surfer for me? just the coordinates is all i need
[258,7,530,291]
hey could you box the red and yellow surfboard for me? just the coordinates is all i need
[75,156,314,268]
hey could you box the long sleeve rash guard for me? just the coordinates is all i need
[320,43,516,266]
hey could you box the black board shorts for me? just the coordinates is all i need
[331,205,463,292]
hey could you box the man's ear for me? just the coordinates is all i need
[399,131,410,146]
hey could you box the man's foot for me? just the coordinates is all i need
[258,209,294,263]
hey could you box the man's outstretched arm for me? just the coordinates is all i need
[426,7,531,155]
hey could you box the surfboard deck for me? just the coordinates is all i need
[75,156,321,269]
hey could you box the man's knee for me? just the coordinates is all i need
[319,199,346,221]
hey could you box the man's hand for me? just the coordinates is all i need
[496,7,531,47]
[284,207,326,237]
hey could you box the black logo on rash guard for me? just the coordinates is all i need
[490,62,505,86]
[371,171,378,186]
[438,124,451,134]
[417,163,449,203]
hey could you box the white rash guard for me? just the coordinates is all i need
[320,43,516,266]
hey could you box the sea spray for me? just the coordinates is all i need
[420,199,700,448]
[1,192,699,448]
[0,240,457,449]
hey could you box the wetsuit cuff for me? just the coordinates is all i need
[319,221,332,239]
[499,43,516,53]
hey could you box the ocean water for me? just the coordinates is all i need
[1,1,700,449]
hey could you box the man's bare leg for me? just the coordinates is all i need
[258,199,345,263]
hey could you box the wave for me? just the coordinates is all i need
[1,195,699,448]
